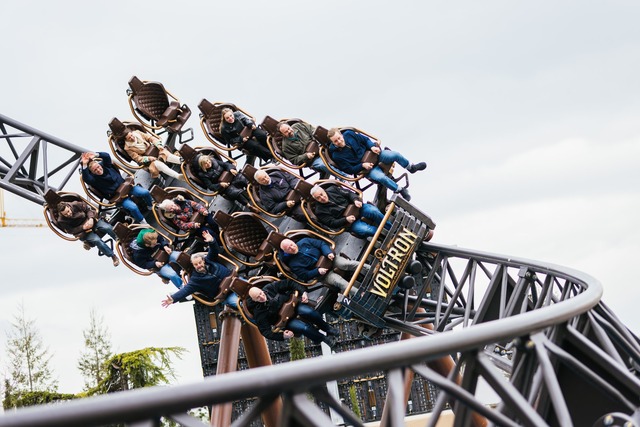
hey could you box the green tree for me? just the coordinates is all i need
[77,308,112,390]
[3,302,58,409]
[289,337,306,361]
[87,347,185,396]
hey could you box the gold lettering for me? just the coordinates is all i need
[386,247,404,263]
[368,227,420,299]
[370,281,388,298]
[398,228,418,244]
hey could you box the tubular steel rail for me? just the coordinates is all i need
[1,243,638,427]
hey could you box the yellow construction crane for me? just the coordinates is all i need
[0,189,46,228]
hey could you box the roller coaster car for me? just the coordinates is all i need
[241,164,304,219]
[107,117,162,172]
[198,99,255,152]
[178,143,237,198]
[149,185,210,239]
[80,163,137,209]
[43,190,98,242]
[183,254,240,306]
[297,179,363,236]
[212,210,278,267]
[272,229,336,287]
[127,76,191,134]
[261,116,320,173]
[113,222,188,280]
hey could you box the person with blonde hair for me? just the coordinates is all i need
[191,153,250,206]
[220,107,273,161]
[123,130,184,181]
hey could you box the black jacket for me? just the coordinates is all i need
[246,279,306,341]
[313,186,359,229]
[221,111,254,146]
[258,170,300,214]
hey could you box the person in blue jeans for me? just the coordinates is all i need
[247,279,339,347]
[327,128,426,201]
[161,230,236,307]
[81,151,153,224]
[56,200,120,266]
[310,184,391,238]
[130,228,183,289]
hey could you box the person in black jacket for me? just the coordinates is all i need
[246,279,338,347]
[80,151,153,224]
[310,184,391,237]
[253,168,306,222]
[191,153,250,206]
[130,228,183,289]
[220,108,273,161]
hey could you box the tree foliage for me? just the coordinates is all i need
[77,308,112,391]
[3,302,58,409]
[86,347,185,396]
[288,337,306,361]
[3,389,77,409]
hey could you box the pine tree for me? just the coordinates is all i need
[77,308,113,391]
[3,302,58,408]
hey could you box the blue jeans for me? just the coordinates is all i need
[349,203,392,238]
[158,251,183,289]
[119,186,153,222]
[311,157,348,179]
[286,303,331,343]
[366,150,410,192]
[224,292,238,309]
[83,219,117,257]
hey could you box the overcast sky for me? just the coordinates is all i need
[1,1,639,396]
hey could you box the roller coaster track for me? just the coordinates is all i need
[1,113,639,427]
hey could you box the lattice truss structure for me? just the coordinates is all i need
[0,114,84,205]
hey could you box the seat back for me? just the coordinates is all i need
[213,212,277,266]
[217,213,270,257]
[128,76,172,122]
[113,222,138,264]
[128,76,190,133]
